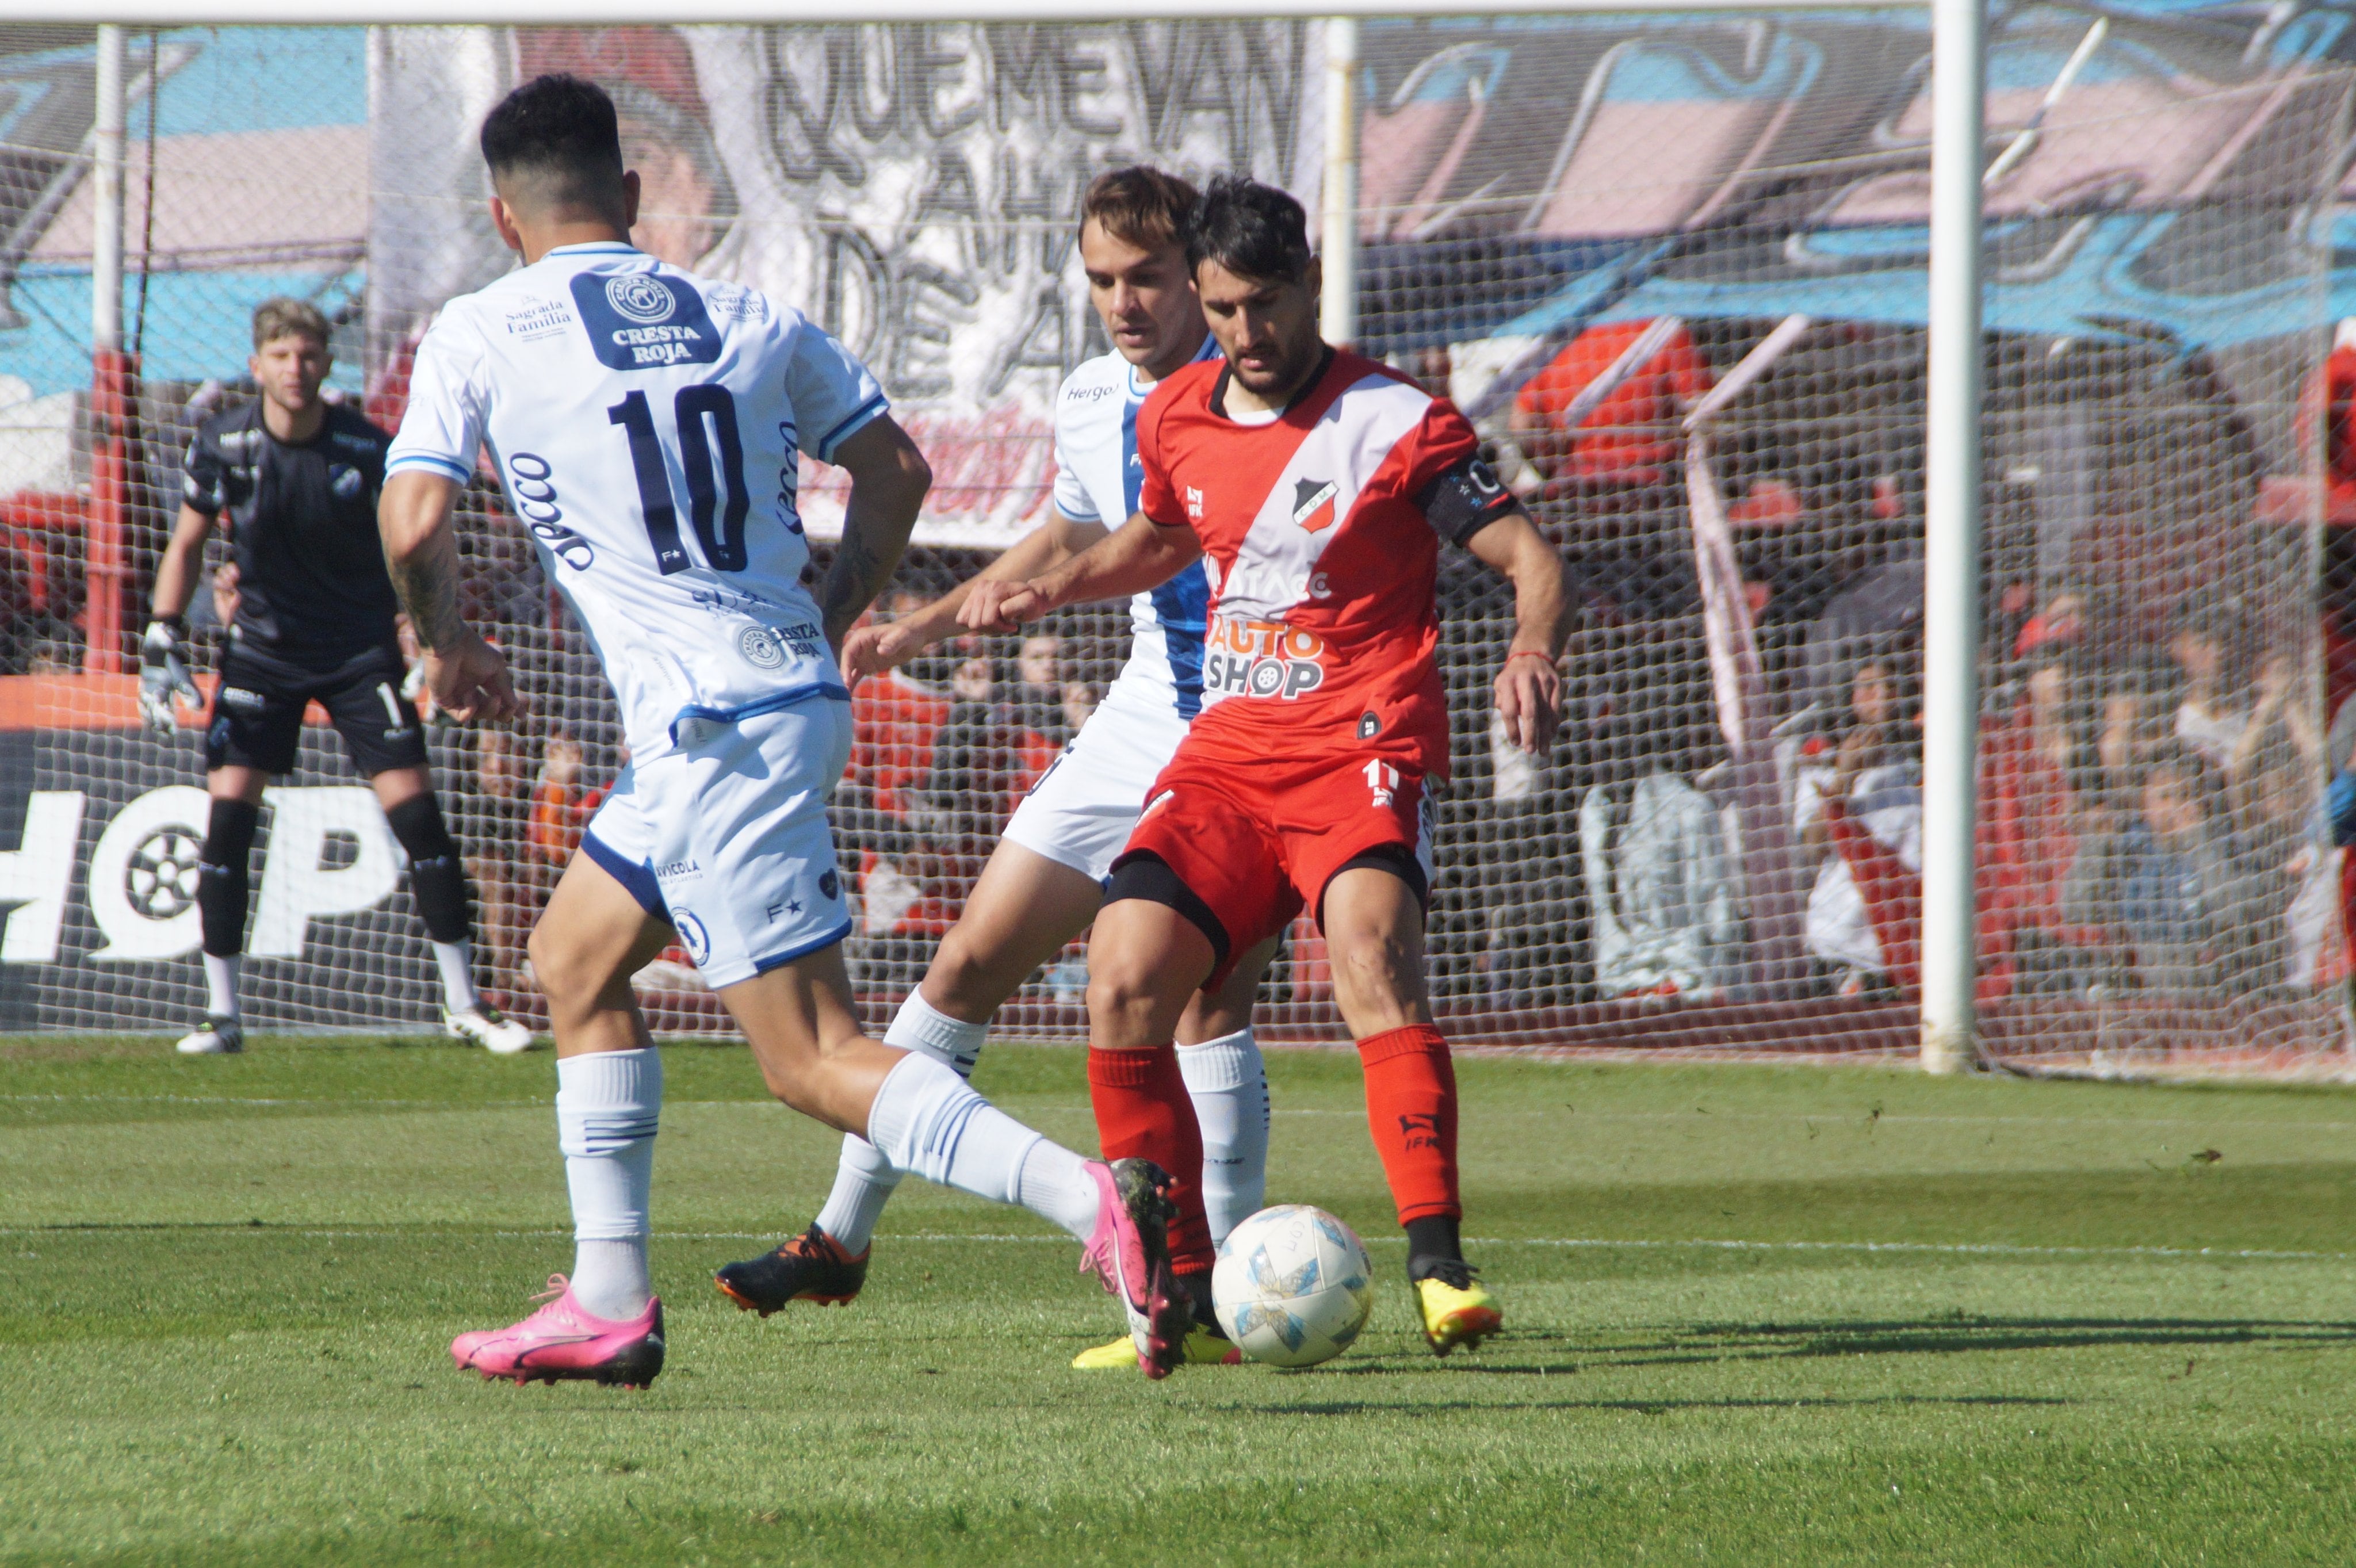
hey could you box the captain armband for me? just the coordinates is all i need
[1415,456,1516,546]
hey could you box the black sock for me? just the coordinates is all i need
[196,796,260,958]
[1405,1214,1465,1283]
[384,793,472,944]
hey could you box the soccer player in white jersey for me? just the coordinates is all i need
[376,75,1192,1386]
[714,168,1276,1371]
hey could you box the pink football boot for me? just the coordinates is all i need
[1077,1158,1189,1379]
[450,1275,666,1389]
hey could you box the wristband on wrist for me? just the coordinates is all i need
[1504,649,1555,671]
[149,615,185,636]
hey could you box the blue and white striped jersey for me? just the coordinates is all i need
[1047,337,1220,719]
[386,241,887,761]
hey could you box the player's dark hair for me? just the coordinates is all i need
[479,74,627,221]
[1186,175,1311,285]
[1079,166,1199,253]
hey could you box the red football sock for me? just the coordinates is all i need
[1357,1024,1461,1226]
[1087,1043,1215,1275]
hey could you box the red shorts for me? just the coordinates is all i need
[1115,741,1434,988]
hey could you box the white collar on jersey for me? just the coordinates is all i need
[1125,332,1222,399]
[541,241,642,257]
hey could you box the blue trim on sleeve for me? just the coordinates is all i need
[667,679,853,747]
[1121,367,1208,717]
[817,395,889,462]
[750,918,856,976]
[581,831,670,920]
[386,452,473,483]
[2330,771,2356,848]
[1152,563,1210,720]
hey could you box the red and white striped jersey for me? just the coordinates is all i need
[1135,347,1511,776]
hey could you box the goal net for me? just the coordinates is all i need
[2,12,2351,1077]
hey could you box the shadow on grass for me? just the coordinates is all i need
[1561,1314,2356,1367]
[1235,1393,2074,1417]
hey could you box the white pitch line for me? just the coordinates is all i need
[9,1097,2353,1134]
[0,1094,549,1108]
[3,1226,2344,1264]
[1481,1237,2351,1263]
[1259,1108,2356,1131]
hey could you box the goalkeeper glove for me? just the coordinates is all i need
[139,617,200,736]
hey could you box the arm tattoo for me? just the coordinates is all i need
[387,529,471,653]
[821,514,906,645]
[821,442,921,643]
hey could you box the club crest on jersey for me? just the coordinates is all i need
[1292,476,1338,533]
[737,626,786,670]
[607,275,675,322]
[329,464,364,500]
[673,910,711,967]
[570,271,722,370]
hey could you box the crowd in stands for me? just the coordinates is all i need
[1502,316,2347,1011]
[1555,546,2346,1003]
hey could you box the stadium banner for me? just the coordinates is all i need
[368,22,1324,549]
[0,726,450,1032]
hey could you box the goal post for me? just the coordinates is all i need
[1918,0,1986,1074]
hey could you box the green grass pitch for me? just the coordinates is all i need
[2,1035,2353,1566]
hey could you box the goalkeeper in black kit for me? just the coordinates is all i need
[141,297,529,1056]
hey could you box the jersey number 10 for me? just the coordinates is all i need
[608,384,779,576]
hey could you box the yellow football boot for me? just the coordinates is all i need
[1071,1327,1242,1370]
[1415,1271,1501,1356]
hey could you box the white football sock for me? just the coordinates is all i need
[1016,1137,1103,1240]
[202,953,240,1020]
[1179,1027,1270,1246]
[890,988,989,1076]
[813,989,987,1252]
[569,1239,647,1318]
[433,939,483,1014]
[812,1136,900,1256]
[863,1051,1099,1241]
[556,1047,660,1321]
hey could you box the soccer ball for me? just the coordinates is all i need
[1211,1204,1375,1368]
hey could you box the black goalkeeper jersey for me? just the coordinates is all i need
[181,399,400,666]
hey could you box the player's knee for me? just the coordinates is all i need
[383,792,459,866]
[923,927,1000,1013]
[527,923,622,1019]
[385,794,472,944]
[1085,944,1176,1035]
[1328,927,1425,1027]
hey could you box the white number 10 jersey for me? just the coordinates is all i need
[386,240,888,762]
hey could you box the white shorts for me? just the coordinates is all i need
[1001,678,1191,885]
[580,697,855,989]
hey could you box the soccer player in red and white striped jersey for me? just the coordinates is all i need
[972,177,1571,1355]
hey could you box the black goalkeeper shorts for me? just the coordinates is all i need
[205,643,429,778]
